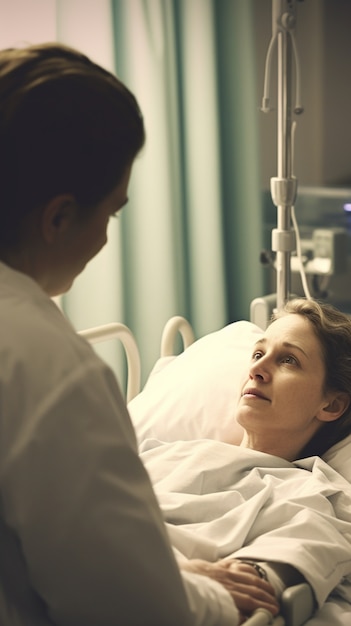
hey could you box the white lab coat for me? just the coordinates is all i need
[0,261,237,626]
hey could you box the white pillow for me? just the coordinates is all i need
[128,320,351,482]
[128,321,263,445]
[323,434,351,482]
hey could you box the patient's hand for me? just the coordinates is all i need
[180,558,280,623]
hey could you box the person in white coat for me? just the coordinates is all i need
[0,43,278,626]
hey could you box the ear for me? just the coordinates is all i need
[317,391,350,423]
[41,194,77,243]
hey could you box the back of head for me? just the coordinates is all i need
[0,43,145,247]
[273,298,351,456]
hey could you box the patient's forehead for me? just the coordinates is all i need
[261,314,323,359]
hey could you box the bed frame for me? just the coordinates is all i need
[79,315,195,402]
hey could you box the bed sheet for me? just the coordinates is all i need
[140,438,351,615]
[305,596,350,625]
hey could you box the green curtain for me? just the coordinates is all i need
[108,0,264,383]
[58,0,129,388]
[214,0,265,320]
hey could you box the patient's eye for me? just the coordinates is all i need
[252,351,263,361]
[281,354,298,366]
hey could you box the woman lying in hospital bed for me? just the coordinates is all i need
[129,298,351,625]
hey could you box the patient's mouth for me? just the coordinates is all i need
[242,388,270,401]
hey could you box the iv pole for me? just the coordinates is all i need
[262,0,303,310]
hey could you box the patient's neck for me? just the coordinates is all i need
[240,432,302,462]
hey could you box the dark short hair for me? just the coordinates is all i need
[0,43,145,246]
[272,298,351,457]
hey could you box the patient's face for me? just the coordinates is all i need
[236,314,329,452]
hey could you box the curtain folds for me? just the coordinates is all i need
[58,0,129,386]
[110,0,264,382]
[214,0,265,321]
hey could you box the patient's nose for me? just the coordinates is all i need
[249,357,271,382]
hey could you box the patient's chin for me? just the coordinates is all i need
[220,419,244,445]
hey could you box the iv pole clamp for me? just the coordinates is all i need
[262,0,304,310]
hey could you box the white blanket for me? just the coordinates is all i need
[140,439,351,609]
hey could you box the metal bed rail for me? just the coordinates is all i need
[78,316,195,402]
[78,322,141,403]
[160,315,196,357]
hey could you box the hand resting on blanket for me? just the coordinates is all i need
[180,558,279,623]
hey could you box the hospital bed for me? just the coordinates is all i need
[79,314,351,626]
[80,2,350,623]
